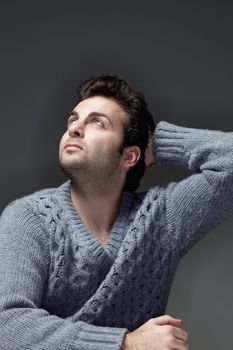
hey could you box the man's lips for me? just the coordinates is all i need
[64,143,83,150]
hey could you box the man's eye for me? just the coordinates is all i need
[92,118,104,127]
[67,116,76,126]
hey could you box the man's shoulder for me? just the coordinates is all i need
[23,185,60,202]
[133,182,177,210]
[1,181,70,218]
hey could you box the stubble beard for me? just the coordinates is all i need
[59,147,124,196]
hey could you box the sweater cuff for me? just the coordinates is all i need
[76,322,128,350]
[154,121,190,167]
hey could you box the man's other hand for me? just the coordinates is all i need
[121,315,189,350]
[145,132,155,167]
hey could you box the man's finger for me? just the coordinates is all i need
[174,327,189,342]
[151,315,182,326]
[172,338,189,350]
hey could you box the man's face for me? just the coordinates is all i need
[59,96,127,179]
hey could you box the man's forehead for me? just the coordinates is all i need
[73,96,126,119]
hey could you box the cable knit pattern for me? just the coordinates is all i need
[1,121,233,349]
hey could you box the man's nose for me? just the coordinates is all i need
[68,119,84,138]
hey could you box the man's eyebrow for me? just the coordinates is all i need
[69,110,79,117]
[88,112,113,125]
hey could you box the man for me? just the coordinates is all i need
[0,75,233,350]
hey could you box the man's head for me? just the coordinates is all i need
[77,75,155,191]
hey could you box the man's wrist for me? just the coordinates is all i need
[121,332,135,350]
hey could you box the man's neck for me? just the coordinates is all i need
[70,178,124,246]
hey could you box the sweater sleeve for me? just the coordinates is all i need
[0,201,127,350]
[154,121,233,255]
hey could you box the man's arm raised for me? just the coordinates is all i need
[147,121,233,255]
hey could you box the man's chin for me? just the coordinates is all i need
[59,163,81,179]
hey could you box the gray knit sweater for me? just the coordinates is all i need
[1,121,233,350]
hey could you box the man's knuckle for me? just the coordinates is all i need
[181,330,188,342]
[147,318,155,325]
[165,325,174,334]
[163,314,171,319]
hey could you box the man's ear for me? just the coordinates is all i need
[121,146,141,171]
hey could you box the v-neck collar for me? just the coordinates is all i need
[57,181,135,262]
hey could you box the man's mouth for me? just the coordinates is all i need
[64,143,83,150]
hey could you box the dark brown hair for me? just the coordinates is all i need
[78,75,155,191]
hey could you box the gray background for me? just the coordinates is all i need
[1,1,233,348]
